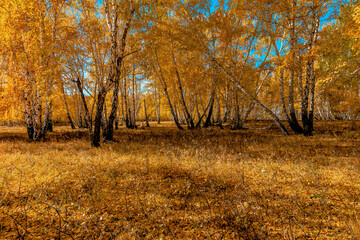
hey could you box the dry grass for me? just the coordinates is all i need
[0,121,359,239]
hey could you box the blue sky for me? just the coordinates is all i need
[210,0,219,13]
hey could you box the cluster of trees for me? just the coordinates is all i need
[0,0,359,146]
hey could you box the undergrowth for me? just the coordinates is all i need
[0,121,359,239]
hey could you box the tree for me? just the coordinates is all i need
[0,0,64,140]
[317,1,360,120]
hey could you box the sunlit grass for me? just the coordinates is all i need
[0,121,359,239]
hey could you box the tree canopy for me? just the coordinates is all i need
[0,0,358,145]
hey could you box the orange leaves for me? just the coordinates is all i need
[0,0,66,126]
[350,4,360,49]
[353,3,360,25]
[316,2,360,121]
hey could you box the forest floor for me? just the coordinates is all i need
[0,120,359,239]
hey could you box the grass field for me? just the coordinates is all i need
[0,121,359,239]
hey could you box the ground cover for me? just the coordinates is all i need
[0,121,359,239]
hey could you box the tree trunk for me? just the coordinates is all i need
[101,104,108,138]
[123,76,129,127]
[76,78,91,130]
[105,79,119,140]
[195,90,215,128]
[174,62,194,129]
[204,91,215,128]
[304,3,319,136]
[164,87,183,130]
[106,8,135,133]
[24,87,34,140]
[152,50,183,130]
[144,99,150,127]
[288,69,304,133]
[223,83,230,123]
[115,107,119,130]
[215,92,221,124]
[280,69,290,122]
[132,64,136,127]
[61,82,76,129]
[92,88,107,147]
[39,99,52,139]
[32,90,42,141]
[39,7,57,138]
[47,109,53,132]
[287,9,304,134]
[307,61,316,135]
[301,61,311,135]
[239,101,255,128]
[231,90,240,129]
[156,86,161,124]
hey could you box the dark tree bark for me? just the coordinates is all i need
[308,62,316,133]
[39,97,52,139]
[298,3,319,136]
[195,90,215,128]
[105,78,119,140]
[105,9,134,140]
[172,52,194,129]
[215,92,221,124]
[115,107,119,130]
[155,86,161,124]
[75,78,91,129]
[288,69,304,134]
[203,92,215,128]
[47,112,53,132]
[92,88,107,147]
[144,99,150,127]
[61,82,76,129]
[287,13,304,134]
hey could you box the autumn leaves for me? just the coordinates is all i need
[0,0,358,145]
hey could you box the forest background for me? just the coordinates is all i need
[0,0,359,146]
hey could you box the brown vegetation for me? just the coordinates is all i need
[1,121,360,239]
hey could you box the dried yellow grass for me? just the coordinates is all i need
[0,121,359,239]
